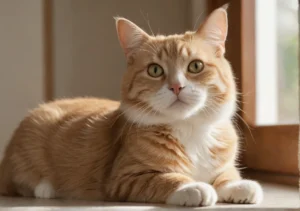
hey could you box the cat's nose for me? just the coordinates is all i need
[169,84,185,95]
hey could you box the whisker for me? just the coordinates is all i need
[143,42,158,54]
[206,98,256,145]
[140,9,154,36]
[235,112,256,144]
[136,106,150,128]
[110,101,144,126]
[193,10,205,31]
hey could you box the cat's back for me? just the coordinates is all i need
[9,97,121,161]
[0,97,120,198]
[41,97,120,116]
[10,97,121,142]
[22,97,120,128]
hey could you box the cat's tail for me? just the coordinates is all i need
[0,153,16,196]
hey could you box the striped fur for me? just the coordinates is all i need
[0,7,262,206]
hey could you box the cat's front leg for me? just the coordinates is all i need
[213,166,263,204]
[108,172,217,207]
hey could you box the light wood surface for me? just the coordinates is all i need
[243,125,298,175]
[0,182,297,210]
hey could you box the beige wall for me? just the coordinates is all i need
[0,0,44,156]
[0,0,207,156]
[53,0,207,100]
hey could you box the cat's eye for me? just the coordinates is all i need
[188,60,204,74]
[147,64,164,78]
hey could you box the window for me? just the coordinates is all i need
[209,0,299,183]
[241,0,299,179]
[255,0,298,125]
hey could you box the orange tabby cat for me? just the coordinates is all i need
[0,6,263,206]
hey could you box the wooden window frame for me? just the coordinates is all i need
[208,0,299,183]
[240,0,298,176]
[44,0,53,101]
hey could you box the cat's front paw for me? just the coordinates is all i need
[217,180,263,204]
[166,182,217,207]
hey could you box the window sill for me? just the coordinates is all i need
[0,182,298,211]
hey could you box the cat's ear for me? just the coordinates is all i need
[196,5,228,55]
[115,17,150,56]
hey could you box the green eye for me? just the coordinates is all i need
[147,64,164,78]
[188,60,204,74]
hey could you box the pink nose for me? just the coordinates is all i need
[169,84,185,95]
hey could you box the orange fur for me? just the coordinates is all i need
[213,166,241,190]
[0,7,262,206]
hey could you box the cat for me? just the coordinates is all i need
[0,6,263,206]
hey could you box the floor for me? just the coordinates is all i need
[0,182,298,211]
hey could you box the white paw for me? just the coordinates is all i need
[166,182,217,207]
[217,180,263,204]
[34,179,55,199]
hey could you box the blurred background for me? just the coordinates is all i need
[0,0,298,161]
[0,0,207,156]
[255,0,298,125]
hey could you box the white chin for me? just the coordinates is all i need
[164,101,200,120]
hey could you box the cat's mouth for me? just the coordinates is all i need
[169,98,189,108]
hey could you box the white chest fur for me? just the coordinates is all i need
[171,119,223,183]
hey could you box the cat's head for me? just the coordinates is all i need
[116,6,236,125]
